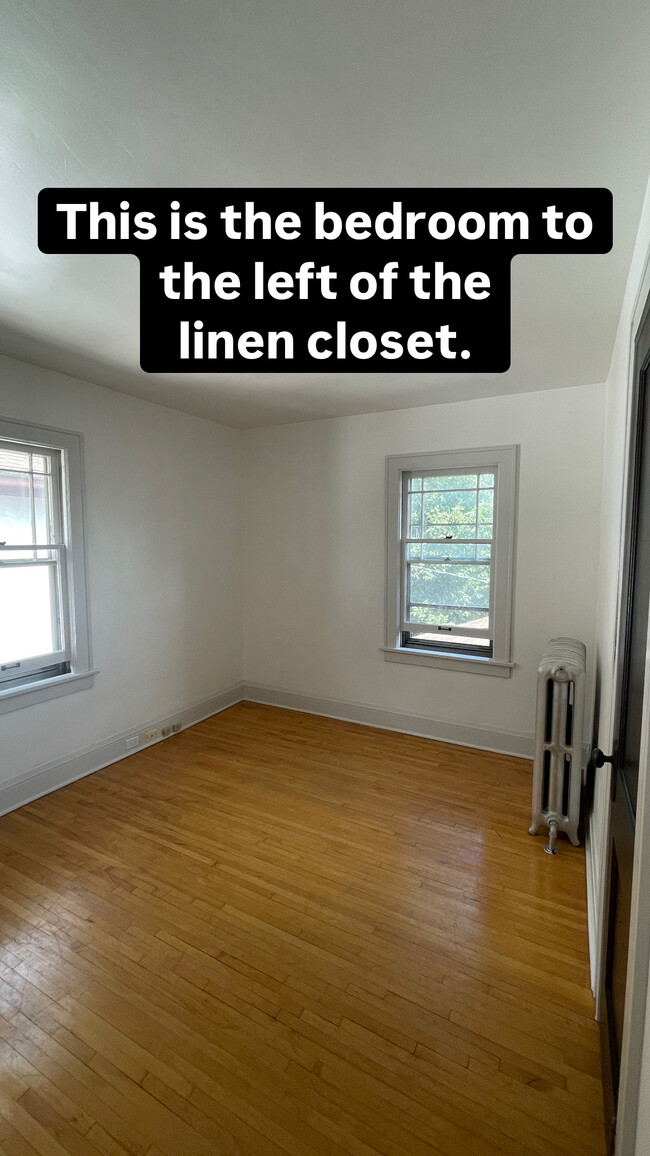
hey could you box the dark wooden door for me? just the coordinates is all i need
[600,297,650,1150]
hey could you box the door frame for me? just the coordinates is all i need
[596,250,650,1154]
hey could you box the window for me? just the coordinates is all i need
[384,446,517,676]
[0,419,94,712]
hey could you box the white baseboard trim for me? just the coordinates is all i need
[241,682,535,759]
[0,680,534,819]
[0,683,243,818]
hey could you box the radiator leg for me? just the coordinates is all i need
[544,819,559,855]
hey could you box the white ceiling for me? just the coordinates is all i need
[2,0,650,428]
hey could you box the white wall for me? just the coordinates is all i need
[0,354,243,783]
[242,384,605,748]
[0,357,607,808]
[1,359,605,783]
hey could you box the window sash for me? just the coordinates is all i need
[0,418,93,710]
[0,555,69,678]
[404,469,494,541]
[399,630,495,653]
[405,537,494,545]
[402,624,488,642]
[0,438,63,540]
[400,470,497,641]
[400,634,494,659]
[0,543,65,554]
[0,652,69,684]
[385,445,517,669]
[0,440,71,682]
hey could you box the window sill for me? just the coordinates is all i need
[380,647,514,677]
[0,669,99,714]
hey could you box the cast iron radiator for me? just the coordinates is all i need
[529,637,586,854]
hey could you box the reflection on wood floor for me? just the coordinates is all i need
[0,702,605,1155]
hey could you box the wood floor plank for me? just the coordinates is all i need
[0,703,606,1154]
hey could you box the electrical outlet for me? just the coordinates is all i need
[161,725,172,737]
[125,736,139,751]
[172,722,181,733]
[144,729,158,742]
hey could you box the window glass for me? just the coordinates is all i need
[405,469,494,640]
[386,449,516,670]
[0,562,57,664]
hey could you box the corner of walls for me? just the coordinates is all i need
[240,385,605,758]
[0,355,619,833]
[0,685,245,818]
[0,354,245,785]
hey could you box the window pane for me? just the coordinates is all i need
[0,449,30,471]
[0,446,59,551]
[407,491,422,537]
[0,471,32,544]
[408,604,491,628]
[408,476,423,491]
[479,473,495,488]
[0,563,57,664]
[421,473,478,491]
[423,493,472,537]
[31,454,51,474]
[478,488,494,537]
[420,484,482,539]
[33,474,56,543]
[408,561,491,623]
[425,487,476,517]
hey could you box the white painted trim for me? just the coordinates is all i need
[0,668,98,714]
[242,681,535,759]
[0,683,243,818]
[380,646,514,676]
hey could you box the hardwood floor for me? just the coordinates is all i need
[0,702,605,1155]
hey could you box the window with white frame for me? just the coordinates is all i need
[384,446,517,676]
[0,419,94,711]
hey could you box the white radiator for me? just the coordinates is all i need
[529,637,586,854]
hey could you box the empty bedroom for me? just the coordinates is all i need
[1,2,650,1154]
